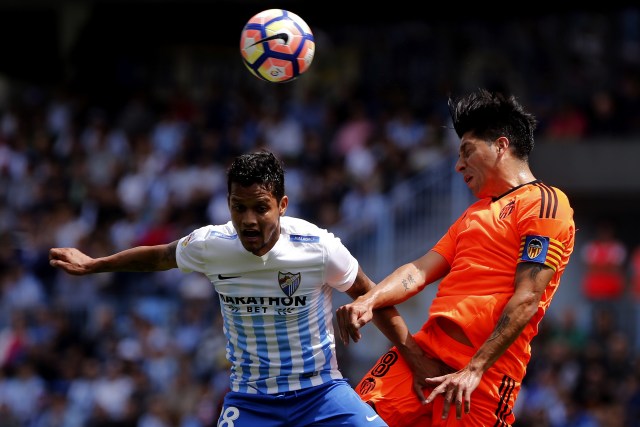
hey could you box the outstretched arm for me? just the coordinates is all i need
[49,241,179,275]
[341,254,452,402]
[424,262,554,420]
[337,250,449,343]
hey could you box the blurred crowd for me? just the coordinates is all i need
[1,5,640,427]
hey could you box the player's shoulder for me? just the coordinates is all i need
[280,216,329,242]
[186,222,238,243]
[523,181,573,218]
[526,181,571,203]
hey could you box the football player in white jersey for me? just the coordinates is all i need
[50,150,441,426]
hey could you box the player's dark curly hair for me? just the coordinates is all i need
[448,89,537,160]
[227,150,285,201]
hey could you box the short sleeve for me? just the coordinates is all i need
[323,232,359,292]
[176,226,211,273]
[517,185,575,271]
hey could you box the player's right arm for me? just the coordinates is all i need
[336,250,450,344]
[49,241,179,275]
[343,262,455,403]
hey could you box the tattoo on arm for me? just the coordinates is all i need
[487,314,510,342]
[401,274,417,291]
[164,241,178,264]
[527,263,544,280]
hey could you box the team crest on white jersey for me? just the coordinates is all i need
[278,271,301,297]
[181,232,195,247]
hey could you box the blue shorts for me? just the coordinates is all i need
[217,379,388,427]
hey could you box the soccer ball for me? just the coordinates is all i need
[240,9,315,83]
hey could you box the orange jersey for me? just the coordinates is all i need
[427,180,575,381]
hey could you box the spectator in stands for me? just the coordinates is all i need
[543,99,588,142]
[580,220,628,330]
[586,89,624,138]
[630,245,640,351]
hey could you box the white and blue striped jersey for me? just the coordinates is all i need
[176,216,358,395]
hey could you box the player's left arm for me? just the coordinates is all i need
[424,261,554,419]
[468,261,553,372]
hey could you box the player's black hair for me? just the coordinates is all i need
[227,150,285,201]
[448,88,537,160]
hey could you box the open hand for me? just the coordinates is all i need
[49,247,94,275]
[424,366,482,420]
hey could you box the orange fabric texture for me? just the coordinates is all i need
[356,326,519,426]
[428,181,575,382]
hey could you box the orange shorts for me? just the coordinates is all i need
[354,322,519,426]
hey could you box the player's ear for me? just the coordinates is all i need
[279,195,288,216]
[495,136,510,154]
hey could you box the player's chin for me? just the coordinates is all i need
[240,237,262,253]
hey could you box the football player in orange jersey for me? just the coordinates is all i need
[336,89,575,426]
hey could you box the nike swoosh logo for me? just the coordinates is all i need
[366,415,379,422]
[248,32,289,48]
[218,274,241,280]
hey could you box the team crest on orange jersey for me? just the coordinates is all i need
[520,235,549,263]
[278,271,301,297]
[358,377,376,395]
[527,239,543,259]
[499,200,515,219]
